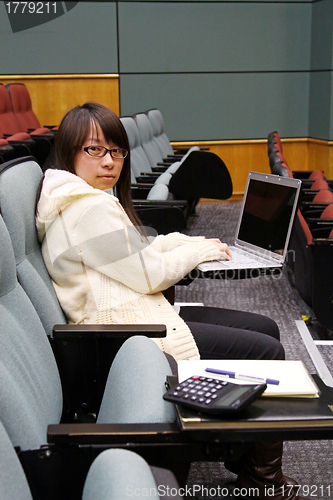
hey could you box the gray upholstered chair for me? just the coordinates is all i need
[133,112,232,212]
[134,112,172,172]
[0,213,175,437]
[0,187,179,498]
[0,411,179,500]
[119,118,188,229]
[0,157,177,415]
[0,157,66,336]
[120,116,167,183]
[147,108,200,159]
[147,108,175,158]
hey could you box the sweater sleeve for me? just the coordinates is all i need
[58,197,221,294]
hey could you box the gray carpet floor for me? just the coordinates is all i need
[175,202,333,499]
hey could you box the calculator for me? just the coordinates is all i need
[163,375,266,415]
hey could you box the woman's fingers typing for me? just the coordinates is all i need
[209,239,232,260]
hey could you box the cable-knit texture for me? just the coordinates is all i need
[36,170,222,361]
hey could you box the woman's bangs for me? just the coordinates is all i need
[100,114,128,150]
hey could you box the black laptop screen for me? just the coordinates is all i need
[237,178,297,255]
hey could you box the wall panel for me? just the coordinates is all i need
[0,2,118,74]
[120,72,309,141]
[118,2,311,73]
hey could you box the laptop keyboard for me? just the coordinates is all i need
[218,247,274,269]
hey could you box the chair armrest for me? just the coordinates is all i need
[47,422,180,445]
[292,170,324,180]
[140,171,161,178]
[136,175,161,184]
[131,184,152,199]
[51,324,167,418]
[132,199,188,208]
[132,183,155,189]
[307,218,333,230]
[166,155,183,161]
[5,141,33,156]
[153,165,169,171]
[300,202,331,212]
[53,323,166,339]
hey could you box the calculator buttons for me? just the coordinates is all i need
[164,375,267,415]
[169,376,233,407]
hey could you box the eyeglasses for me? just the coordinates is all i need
[81,145,128,159]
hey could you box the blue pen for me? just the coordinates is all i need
[205,367,280,385]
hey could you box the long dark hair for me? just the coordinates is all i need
[41,102,142,227]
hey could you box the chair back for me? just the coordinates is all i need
[0,157,66,336]
[147,108,174,157]
[120,116,154,180]
[169,150,233,201]
[134,113,164,170]
[313,190,333,203]
[309,170,325,181]
[0,420,33,500]
[6,83,51,135]
[312,239,333,330]
[271,161,290,178]
[289,209,313,306]
[0,83,23,135]
[310,179,329,191]
[6,83,40,130]
[321,204,333,219]
[0,214,62,450]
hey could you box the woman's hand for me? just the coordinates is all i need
[208,239,232,261]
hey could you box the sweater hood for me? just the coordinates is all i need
[36,169,116,242]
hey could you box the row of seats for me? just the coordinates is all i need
[267,131,333,332]
[122,110,233,206]
[0,82,234,235]
[123,109,233,235]
[0,156,184,498]
[0,82,56,167]
[0,82,233,211]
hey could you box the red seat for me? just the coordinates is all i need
[321,204,333,219]
[310,179,329,191]
[309,170,325,181]
[0,85,52,167]
[0,83,23,135]
[5,83,53,135]
[312,189,333,203]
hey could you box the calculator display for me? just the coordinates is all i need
[218,386,252,406]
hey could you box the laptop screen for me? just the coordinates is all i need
[235,173,301,260]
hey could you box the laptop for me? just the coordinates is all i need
[197,171,301,272]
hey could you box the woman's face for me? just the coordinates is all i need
[74,123,125,191]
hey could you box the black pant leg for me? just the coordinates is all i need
[179,306,284,360]
[179,305,280,340]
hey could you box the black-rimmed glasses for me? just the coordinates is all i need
[81,145,128,159]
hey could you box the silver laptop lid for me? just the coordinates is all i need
[234,172,301,264]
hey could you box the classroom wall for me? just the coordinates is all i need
[0,0,326,140]
[309,0,333,141]
[0,0,332,184]
[118,1,311,141]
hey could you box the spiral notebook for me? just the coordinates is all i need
[177,360,320,398]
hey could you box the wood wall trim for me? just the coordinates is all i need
[172,137,333,196]
[1,74,119,79]
[0,74,120,127]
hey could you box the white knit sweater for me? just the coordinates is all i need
[36,170,221,361]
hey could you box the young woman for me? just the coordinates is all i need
[36,102,305,499]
